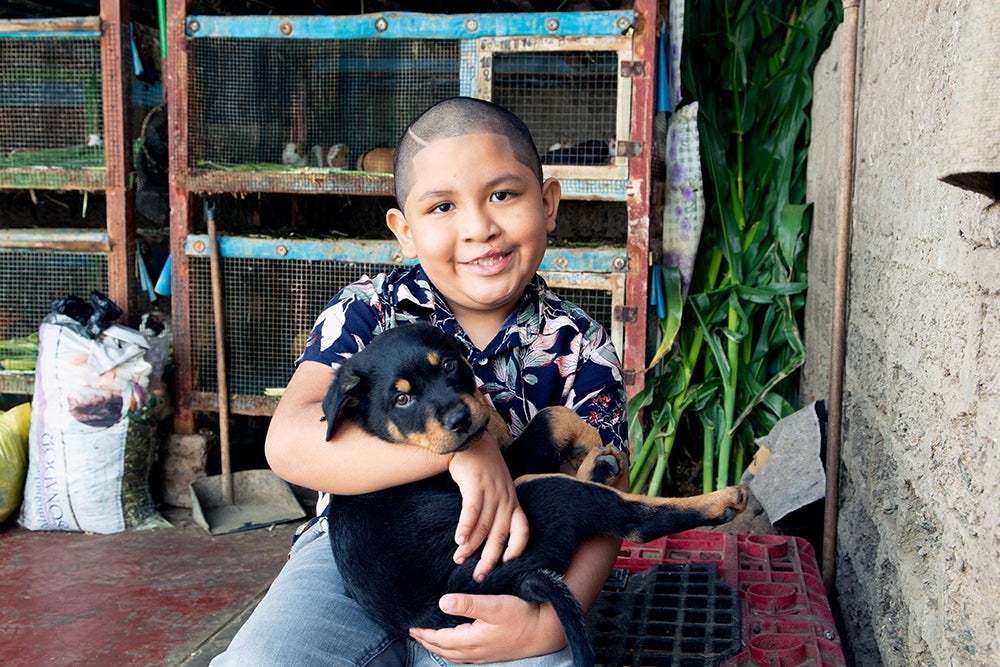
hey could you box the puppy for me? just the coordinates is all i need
[322,323,746,666]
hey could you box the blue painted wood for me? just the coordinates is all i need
[186,11,634,40]
[556,179,629,201]
[0,229,108,246]
[184,235,626,273]
[0,31,100,38]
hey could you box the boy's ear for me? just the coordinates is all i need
[541,177,561,233]
[386,207,418,259]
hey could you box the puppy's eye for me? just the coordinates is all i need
[394,393,412,408]
[442,358,458,374]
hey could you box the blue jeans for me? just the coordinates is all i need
[211,518,575,667]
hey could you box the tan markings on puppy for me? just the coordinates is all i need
[410,417,457,454]
[395,379,411,393]
[386,421,404,443]
[575,446,627,486]
[464,392,512,449]
[539,407,603,466]
[427,352,440,366]
[629,485,748,518]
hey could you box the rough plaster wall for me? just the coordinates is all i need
[802,2,1000,665]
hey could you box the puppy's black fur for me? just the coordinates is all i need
[322,323,746,666]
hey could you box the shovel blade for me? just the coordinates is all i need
[190,469,305,535]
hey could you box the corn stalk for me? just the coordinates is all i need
[629,0,841,494]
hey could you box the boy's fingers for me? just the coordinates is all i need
[454,502,494,564]
[473,527,510,581]
[438,593,504,620]
[502,507,530,562]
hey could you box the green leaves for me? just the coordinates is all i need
[628,0,840,494]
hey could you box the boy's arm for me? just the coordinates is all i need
[266,360,453,493]
[265,359,528,572]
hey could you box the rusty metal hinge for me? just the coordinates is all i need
[614,306,638,323]
[620,61,646,78]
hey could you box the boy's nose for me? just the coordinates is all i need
[460,207,500,242]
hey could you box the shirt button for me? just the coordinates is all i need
[478,358,488,365]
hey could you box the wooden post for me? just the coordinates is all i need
[166,0,195,434]
[623,0,656,400]
[100,0,138,325]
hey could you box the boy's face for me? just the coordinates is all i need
[387,132,559,327]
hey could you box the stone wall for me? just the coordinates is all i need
[801,2,1000,665]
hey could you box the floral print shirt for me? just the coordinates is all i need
[297,265,627,520]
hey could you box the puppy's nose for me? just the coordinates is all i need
[441,405,472,433]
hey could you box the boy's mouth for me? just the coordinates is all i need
[464,251,512,271]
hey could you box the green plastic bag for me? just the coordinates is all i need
[0,403,31,523]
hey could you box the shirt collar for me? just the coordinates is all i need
[390,266,545,356]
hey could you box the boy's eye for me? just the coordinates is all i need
[431,202,454,214]
[490,191,515,202]
[394,393,413,408]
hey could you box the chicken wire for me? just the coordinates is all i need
[491,50,619,162]
[185,35,626,196]
[0,249,108,354]
[0,33,106,189]
[187,38,460,181]
[187,256,616,400]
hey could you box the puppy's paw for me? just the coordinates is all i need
[706,485,749,524]
[577,445,627,486]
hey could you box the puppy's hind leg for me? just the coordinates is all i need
[503,406,603,477]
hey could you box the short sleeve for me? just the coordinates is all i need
[297,275,386,369]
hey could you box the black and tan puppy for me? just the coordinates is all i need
[322,323,746,666]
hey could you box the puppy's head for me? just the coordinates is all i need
[322,323,494,454]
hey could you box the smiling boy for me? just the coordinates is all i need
[211,98,628,666]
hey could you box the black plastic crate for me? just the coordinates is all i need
[589,563,742,667]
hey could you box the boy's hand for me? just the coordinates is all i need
[448,435,529,581]
[409,593,565,662]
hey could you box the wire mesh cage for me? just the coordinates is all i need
[0,248,108,376]
[493,50,619,160]
[173,11,646,414]
[187,255,621,406]
[0,23,106,190]
[189,38,460,180]
[183,14,633,198]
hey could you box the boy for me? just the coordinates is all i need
[212,97,628,666]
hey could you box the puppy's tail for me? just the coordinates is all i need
[514,570,594,667]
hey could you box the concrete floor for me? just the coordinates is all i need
[0,507,298,667]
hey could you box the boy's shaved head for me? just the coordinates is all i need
[393,97,543,211]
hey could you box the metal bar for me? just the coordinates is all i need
[184,234,628,274]
[0,17,101,35]
[101,0,138,326]
[622,0,655,399]
[0,229,109,252]
[167,0,195,434]
[185,12,635,40]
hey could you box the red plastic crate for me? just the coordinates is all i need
[597,531,846,667]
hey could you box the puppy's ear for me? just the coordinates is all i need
[322,369,362,441]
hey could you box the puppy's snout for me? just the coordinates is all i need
[441,405,472,433]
